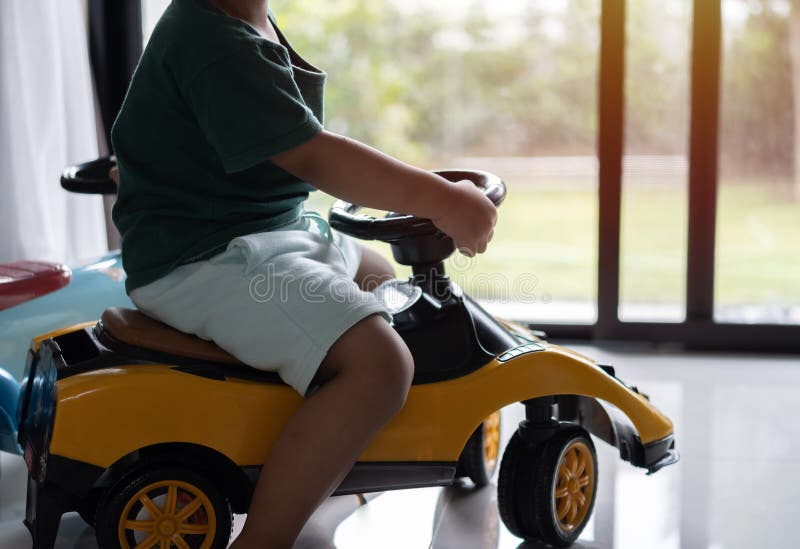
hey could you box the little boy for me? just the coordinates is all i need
[112,1,496,547]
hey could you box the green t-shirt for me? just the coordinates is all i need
[111,0,325,292]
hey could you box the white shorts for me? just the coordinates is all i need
[129,213,391,396]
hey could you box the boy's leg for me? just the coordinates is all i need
[355,245,395,291]
[229,314,413,549]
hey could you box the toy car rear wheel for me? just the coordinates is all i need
[497,426,597,546]
[95,466,233,549]
[456,410,502,487]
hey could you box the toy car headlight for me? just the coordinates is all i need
[373,280,422,315]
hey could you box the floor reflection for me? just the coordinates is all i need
[0,345,798,548]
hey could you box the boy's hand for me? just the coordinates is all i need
[431,180,497,256]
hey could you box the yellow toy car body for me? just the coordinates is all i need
[46,326,672,468]
[19,306,676,549]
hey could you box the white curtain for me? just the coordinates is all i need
[0,0,107,264]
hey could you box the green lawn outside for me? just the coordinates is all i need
[716,183,800,306]
[307,182,799,307]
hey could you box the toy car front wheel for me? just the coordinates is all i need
[498,426,597,547]
[95,466,233,549]
[496,429,537,539]
[456,410,502,487]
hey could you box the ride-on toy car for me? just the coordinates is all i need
[11,165,677,549]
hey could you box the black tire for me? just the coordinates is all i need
[496,430,539,540]
[456,411,502,487]
[533,427,598,547]
[95,466,233,549]
[497,426,598,546]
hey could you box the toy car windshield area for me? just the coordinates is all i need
[12,161,677,549]
[372,280,422,315]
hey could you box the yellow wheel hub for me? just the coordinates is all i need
[117,479,217,549]
[552,440,595,534]
[482,411,501,470]
[158,519,175,536]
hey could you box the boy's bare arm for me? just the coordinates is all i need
[270,130,497,254]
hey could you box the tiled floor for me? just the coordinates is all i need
[1,344,798,548]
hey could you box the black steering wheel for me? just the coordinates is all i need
[328,170,506,243]
[60,156,117,195]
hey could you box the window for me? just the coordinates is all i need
[716,0,800,325]
[620,2,691,322]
